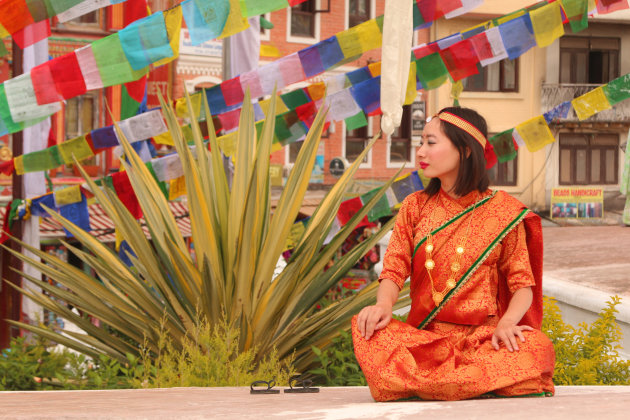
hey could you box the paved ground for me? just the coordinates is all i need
[1,386,629,419]
[542,223,630,297]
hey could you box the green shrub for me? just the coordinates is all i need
[542,296,630,385]
[0,336,67,390]
[309,329,366,386]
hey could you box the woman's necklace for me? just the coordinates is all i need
[424,193,481,307]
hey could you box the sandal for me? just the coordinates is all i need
[250,378,280,394]
[284,375,319,393]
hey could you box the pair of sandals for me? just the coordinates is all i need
[250,376,319,394]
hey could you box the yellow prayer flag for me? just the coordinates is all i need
[307,83,326,101]
[218,131,237,157]
[153,6,183,67]
[355,19,382,52]
[58,136,94,164]
[14,156,24,175]
[176,92,202,119]
[169,176,186,200]
[260,96,288,116]
[515,116,556,153]
[154,131,175,146]
[572,86,612,120]
[336,28,363,59]
[530,2,565,48]
[218,0,249,39]
[54,185,82,206]
[0,23,9,38]
[260,44,281,58]
[404,63,417,105]
[271,141,283,154]
[115,228,123,252]
[368,62,381,77]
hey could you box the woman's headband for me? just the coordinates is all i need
[437,111,487,149]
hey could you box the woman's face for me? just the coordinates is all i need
[416,118,461,188]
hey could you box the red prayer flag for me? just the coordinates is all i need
[337,197,371,228]
[0,159,14,176]
[597,0,629,14]
[0,0,34,34]
[221,76,245,106]
[31,61,62,105]
[413,42,441,60]
[124,0,149,26]
[469,32,494,62]
[295,101,317,128]
[49,53,87,99]
[111,171,142,219]
[12,20,51,49]
[436,0,463,16]
[125,75,147,103]
[439,39,480,81]
[417,0,443,23]
[217,108,241,132]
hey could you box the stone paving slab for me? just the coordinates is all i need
[1,386,629,419]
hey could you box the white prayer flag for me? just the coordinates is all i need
[445,0,484,19]
[480,27,508,67]
[4,73,61,123]
[58,0,110,23]
[76,45,104,90]
[118,110,168,143]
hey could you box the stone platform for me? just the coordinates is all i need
[1,386,630,419]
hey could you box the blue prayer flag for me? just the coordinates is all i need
[347,67,372,85]
[317,37,345,69]
[543,101,572,124]
[119,12,173,70]
[298,45,325,78]
[181,0,230,47]
[350,77,381,115]
[91,126,119,149]
[119,240,137,267]
[31,194,56,217]
[59,196,90,237]
[498,14,536,60]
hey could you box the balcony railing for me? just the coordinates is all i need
[541,83,630,123]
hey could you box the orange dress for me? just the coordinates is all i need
[352,189,555,401]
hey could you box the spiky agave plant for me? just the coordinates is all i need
[3,89,410,371]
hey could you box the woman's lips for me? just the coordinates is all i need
[419,162,429,169]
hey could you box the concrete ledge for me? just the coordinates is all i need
[1,386,629,419]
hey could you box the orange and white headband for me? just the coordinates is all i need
[437,111,487,149]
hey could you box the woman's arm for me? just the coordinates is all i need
[491,286,534,352]
[356,279,400,340]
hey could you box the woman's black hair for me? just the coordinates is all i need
[423,106,490,197]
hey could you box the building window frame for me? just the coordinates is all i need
[463,58,519,93]
[260,13,271,41]
[343,118,372,168]
[55,9,107,33]
[558,132,619,185]
[62,91,104,176]
[488,158,518,187]
[345,0,375,29]
[287,0,321,44]
[559,36,620,85]
[386,105,415,168]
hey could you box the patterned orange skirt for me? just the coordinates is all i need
[352,316,555,401]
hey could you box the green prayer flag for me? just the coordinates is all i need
[104,175,115,191]
[274,113,293,143]
[146,162,169,199]
[22,146,63,172]
[345,111,367,131]
[281,89,310,109]
[0,84,24,133]
[92,34,148,88]
[361,188,392,222]
[603,74,630,105]
[49,0,83,14]
[244,0,286,16]
[415,53,449,90]
[561,0,588,33]
[489,129,517,163]
[25,0,54,21]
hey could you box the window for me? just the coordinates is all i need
[345,124,369,163]
[58,9,105,31]
[559,133,618,185]
[291,0,316,38]
[463,58,518,92]
[348,0,371,28]
[389,105,412,163]
[559,37,620,84]
[488,159,517,186]
[65,95,97,139]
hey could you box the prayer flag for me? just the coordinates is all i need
[57,0,111,23]
[530,2,564,48]
[31,62,62,105]
[221,76,245,107]
[596,0,629,14]
[350,77,381,115]
[181,0,229,46]
[347,67,372,85]
[30,193,56,217]
[92,34,148,87]
[281,89,310,110]
[278,53,306,86]
[498,14,536,60]
[488,129,517,163]
[218,131,237,157]
[219,0,248,39]
[515,116,555,153]
[50,0,86,15]
[154,131,175,146]
[445,0,483,19]
[151,153,183,182]
[0,84,25,134]
[298,45,325,78]
[0,0,34,34]
[91,126,119,149]
[437,33,462,50]
[345,111,367,131]
[391,173,417,202]
[111,170,142,219]
[75,45,104,90]
[119,11,173,70]
[317,36,345,69]
[121,75,147,120]
[169,176,186,200]
[257,61,284,96]
[439,39,480,81]
[543,101,572,124]
[478,27,508,66]
[58,135,94,164]
[154,6,183,67]
[560,0,588,33]
[118,240,137,267]
[54,185,82,207]
[572,86,612,120]
[361,188,392,222]
[337,196,370,228]
[59,195,91,236]
[417,0,440,24]
[337,28,363,60]
[415,52,449,90]
[468,32,494,63]
[307,82,326,101]
[368,62,381,77]
[21,146,63,173]
[243,0,287,16]
[48,52,87,99]
[603,74,630,105]
[239,69,264,98]
[326,89,361,120]
[4,72,61,123]
[355,18,382,52]
[12,20,51,49]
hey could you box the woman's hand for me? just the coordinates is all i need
[357,303,393,340]
[491,318,533,352]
